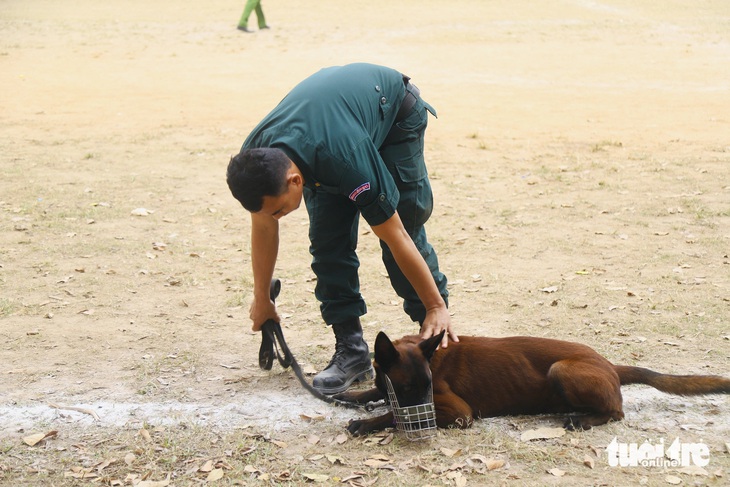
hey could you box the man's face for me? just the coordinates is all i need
[259,178,303,220]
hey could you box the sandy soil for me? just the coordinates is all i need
[1,0,729,485]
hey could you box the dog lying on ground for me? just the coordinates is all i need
[334,331,730,436]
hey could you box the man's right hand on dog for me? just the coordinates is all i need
[420,306,458,349]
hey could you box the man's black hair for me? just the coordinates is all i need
[226,148,291,212]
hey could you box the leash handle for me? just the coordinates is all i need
[255,278,371,410]
[269,278,281,301]
[258,278,282,370]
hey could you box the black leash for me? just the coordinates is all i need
[258,279,375,410]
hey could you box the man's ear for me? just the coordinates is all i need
[419,331,445,361]
[374,331,399,372]
[288,172,303,188]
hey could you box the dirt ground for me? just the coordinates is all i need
[1,0,729,485]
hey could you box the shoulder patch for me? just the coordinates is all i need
[348,182,371,202]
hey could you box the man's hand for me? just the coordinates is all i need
[420,306,458,348]
[249,294,279,332]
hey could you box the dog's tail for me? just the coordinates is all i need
[615,366,730,396]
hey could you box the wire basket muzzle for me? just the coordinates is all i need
[384,374,437,441]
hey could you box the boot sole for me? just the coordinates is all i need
[314,365,374,395]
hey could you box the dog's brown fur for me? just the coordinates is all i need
[335,331,730,436]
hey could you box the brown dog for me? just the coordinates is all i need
[335,331,730,436]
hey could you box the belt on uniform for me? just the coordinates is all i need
[395,81,420,122]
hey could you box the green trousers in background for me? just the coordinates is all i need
[238,0,267,29]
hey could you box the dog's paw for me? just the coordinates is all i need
[345,418,369,437]
[564,416,592,431]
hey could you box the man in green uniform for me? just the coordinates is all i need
[237,0,268,33]
[227,63,458,394]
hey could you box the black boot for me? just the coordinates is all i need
[312,318,373,394]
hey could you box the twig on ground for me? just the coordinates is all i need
[48,403,101,421]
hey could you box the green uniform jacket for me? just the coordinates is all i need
[241,63,412,227]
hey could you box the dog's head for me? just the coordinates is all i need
[373,330,444,407]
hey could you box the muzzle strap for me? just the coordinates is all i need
[384,374,437,440]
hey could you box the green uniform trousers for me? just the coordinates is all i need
[238,0,266,29]
[304,90,448,325]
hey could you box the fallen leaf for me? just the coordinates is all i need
[276,470,292,481]
[446,471,467,487]
[302,472,329,482]
[486,459,505,471]
[368,454,390,461]
[64,468,97,479]
[300,414,325,422]
[379,433,394,445]
[540,285,559,293]
[137,475,171,487]
[548,468,565,477]
[302,364,318,375]
[665,475,682,485]
[124,452,136,466]
[335,433,348,444]
[139,429,152,442]
[520,427,566,442]
[676,465,708,476]
[131,208,153,216]
[23,430,58,446]
[240,446,256,456]
[469,454,489,463]
[469,454,504,470]
[199,460,214,472]
[326,454,344,465]
[270,439,287,448]
[94,458,116,472]
[307,435,320,445]
[206,469,224,482]
[583,455,595,469]
[440,447,462,458]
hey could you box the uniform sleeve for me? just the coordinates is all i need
[340,140,400,227]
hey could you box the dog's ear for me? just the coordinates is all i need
[374,331,400,371]
[419,330,446,361]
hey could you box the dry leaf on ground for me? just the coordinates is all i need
[206,468,224,482]
[302,472,329,482]
[520,427,566,441]
[23,430,58,446]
